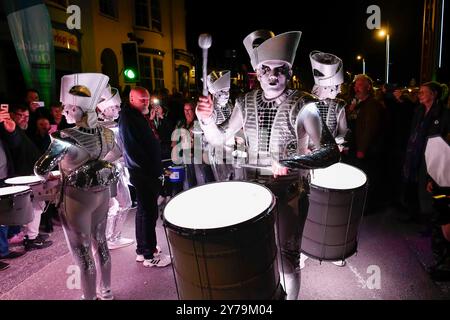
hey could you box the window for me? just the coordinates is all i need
[139,55,153,92]
[135,0,149,28]
[99,0,118,18]
[139,55,164,92]
[135,0,162,32]
[150,0,162,32]
[153,58,164,91]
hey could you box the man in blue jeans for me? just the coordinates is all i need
[119,87,171,268]
[0,225,26,271]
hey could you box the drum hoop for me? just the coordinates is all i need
[163,181,276,237]
[0,188,32,199]
[5,177,44,187]
[310,183,368,193]
[310,165,368,193]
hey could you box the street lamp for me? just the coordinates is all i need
[378,29,390,84]
[357,55,366,74]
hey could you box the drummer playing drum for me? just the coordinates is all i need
[196,30,340,299]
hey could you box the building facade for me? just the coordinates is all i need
[0,0,194,104]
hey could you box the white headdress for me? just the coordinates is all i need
[243,30,302,70]
[60,73,109,127]
[97,86,121,114]
[207,71,231,95]
[310,51,344,87]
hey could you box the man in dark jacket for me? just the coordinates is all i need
[119,87,170,268]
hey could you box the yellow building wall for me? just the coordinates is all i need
[47,0,189,92]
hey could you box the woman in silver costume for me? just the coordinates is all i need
[35,73,119,300]
[197,30,340,300]
[97,86,134,250]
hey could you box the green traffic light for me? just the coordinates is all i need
[124,68,136,80]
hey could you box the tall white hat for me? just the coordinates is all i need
[310,51,344,87]
[243,30,302,70]
[60,73,110,112]
[207,71,231,95]
[97,86,121,113]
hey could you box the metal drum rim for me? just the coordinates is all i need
[310,164,368,192]
[163,181,276,236]
[0,187,32,199]
[5,176,45,187]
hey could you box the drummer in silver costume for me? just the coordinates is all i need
[297,51,349,269]
[197,30,340,300]
[35,73,119,300]
[206,71,237,181]
[97,86,134,250]
[310,51,348,148]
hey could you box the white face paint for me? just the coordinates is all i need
[214,89,230,106]
[100,104,120,121]
[256,60,291,100]
[312,85,341,100]
[63,104,84,124]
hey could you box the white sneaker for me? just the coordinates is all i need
[108,238,135,250]
[143,253,171,268]
[97,289,114,300]
[136,246,162,262]
[331,260,346,267]
[299,253,308,270]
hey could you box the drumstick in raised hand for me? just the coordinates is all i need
[198,33,212,97]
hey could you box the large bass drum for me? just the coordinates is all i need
[163,181,284,300]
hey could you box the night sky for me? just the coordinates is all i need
[185,0,424,89]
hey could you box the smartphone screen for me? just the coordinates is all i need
[37,101,45,108]
[0,104,8,112]
[49,124,58,134]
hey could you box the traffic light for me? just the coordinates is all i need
[122,42,140,83]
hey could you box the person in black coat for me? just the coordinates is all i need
[118,86,171,268]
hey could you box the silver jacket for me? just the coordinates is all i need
[214,101,234,126]
[35,127,120,190]
[199,89,340,183]
[316,98,348,143]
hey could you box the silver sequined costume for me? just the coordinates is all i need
[35,124,119,300]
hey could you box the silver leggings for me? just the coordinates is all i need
[60,186,111,300]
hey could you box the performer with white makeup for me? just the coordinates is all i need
[97,86,134,250]
[298,51,349,269]
[206,70,237,181]
[35,73,119,300]
[310,51,348,147]
[207,70,233,125]
[197,30,340,300]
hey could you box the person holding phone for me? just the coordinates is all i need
[24,89,50,139]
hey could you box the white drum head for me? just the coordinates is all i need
[164,182,273,230]
[311,163,367,190]
[0,186,31,196]
[5,176,44,186]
